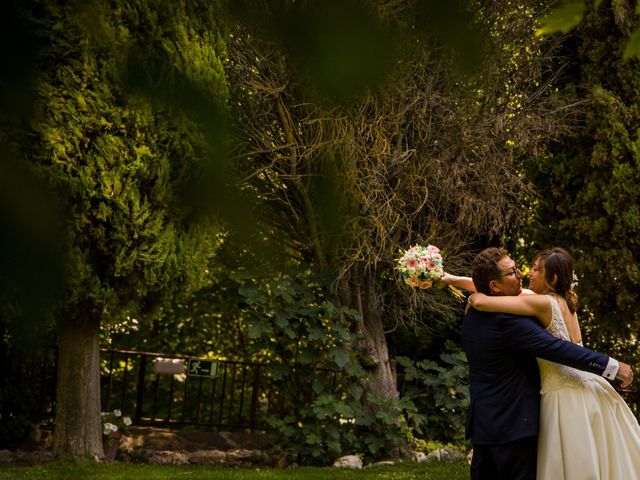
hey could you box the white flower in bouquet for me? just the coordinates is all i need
[396,244,444,289]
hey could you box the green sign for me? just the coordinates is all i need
[187,359,219,378]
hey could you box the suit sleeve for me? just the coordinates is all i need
[501,314,609,375]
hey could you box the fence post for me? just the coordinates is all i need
[106,350,115,412]
[134,354,147,423]
[249,365,261,432]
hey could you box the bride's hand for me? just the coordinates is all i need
[468,292,486,307]
[617,361,634,388]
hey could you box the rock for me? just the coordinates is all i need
[368,460,395,467]
[188,449,227,465]
[226,448,268,466]
[413,451,428,463]
[0,450,15,464]
[274,452,293,469]
[226,448,254,461]
[425,448,466,462]
[27,450,56,464]
[9,449,56,466]
[130,427,272,452]
[333,454,363,469]
[134,429,187,451]
[0,426,276,467]
[145,450,189,465]
[217,431,239,449]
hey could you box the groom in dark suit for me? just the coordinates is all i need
[462,247,633,480]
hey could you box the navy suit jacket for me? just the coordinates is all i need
[462,307,610,445]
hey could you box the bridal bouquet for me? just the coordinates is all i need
[396,244,444,289]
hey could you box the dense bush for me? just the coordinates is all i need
[236,266,423,463]
[397,346,469,444]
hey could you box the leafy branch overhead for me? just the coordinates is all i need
[537,0,640,59]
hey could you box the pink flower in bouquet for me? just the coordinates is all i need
[396,244,445,290]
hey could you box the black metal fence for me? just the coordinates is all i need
[1,345,57,420]
[100,349,272,431]
[5,346,640,439]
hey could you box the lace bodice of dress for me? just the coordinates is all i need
[537,295,598,393]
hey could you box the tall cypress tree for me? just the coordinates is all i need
[1,0,228,458]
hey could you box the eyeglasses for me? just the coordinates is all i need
[495,266,520,279]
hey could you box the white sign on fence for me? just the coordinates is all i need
[153,357,185,375]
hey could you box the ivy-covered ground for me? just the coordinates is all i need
[0,462,469,480]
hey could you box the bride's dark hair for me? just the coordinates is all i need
[534,247,579,313]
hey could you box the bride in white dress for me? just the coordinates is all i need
[468,247,640,479]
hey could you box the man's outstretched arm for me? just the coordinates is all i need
[502,314,633,387]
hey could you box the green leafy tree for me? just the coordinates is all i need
[227,0,574,451]
[524,3,640,361]
[1,0,228,458]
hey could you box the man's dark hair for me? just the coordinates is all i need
[472,247,508,295]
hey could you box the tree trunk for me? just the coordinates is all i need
[359,279,398,401]
[54,311,103,460]
[339,269,398,401]
[339,268,411,457]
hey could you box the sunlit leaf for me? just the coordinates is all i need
[332,347,350,368]
[247,324,262,339]
[535,1,586,36]
[623,27,640,60]
[335,403,354,418]
[267,363,289,380]
[307,324,326,341]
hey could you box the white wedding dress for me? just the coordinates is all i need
[537,295,640,479]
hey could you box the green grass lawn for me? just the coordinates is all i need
[0,462,469,480]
